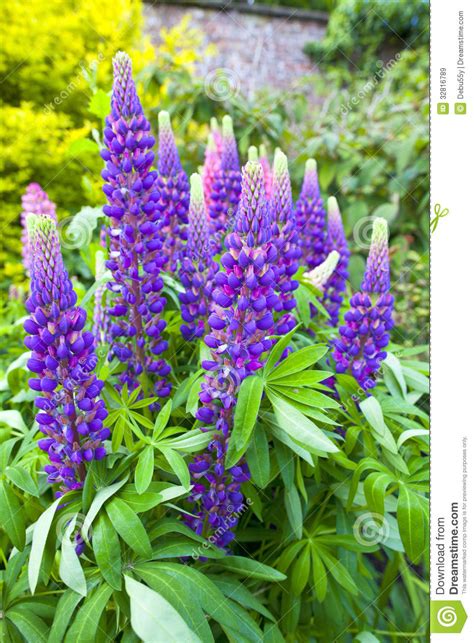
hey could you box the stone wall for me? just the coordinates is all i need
[143,2,327,96]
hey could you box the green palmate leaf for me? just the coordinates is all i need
[268,392,338,454]
[263,327,299,376]
[274,386,340,410]
[81,477,128,540]
[360,396,398,454]
[318,549,359,595]
[226,375,264,468]
[397,484,426,563]
[65,583,113,643]
[311,548,328,602]
[59,515,87,597]
[397,428,430,449]
[270,370,332,387]
[291,544,310,595]
[0,480,25,550]
[219,600,263,642]
[106,497,152,558]
[139,562,258,639]
[263,622,286,643]
[119,483,188,513]
[93,513,122,590]
[364,472,396,518]
[48,589,84,643]
[5,465,39,496]
[29,497,62,593]
[346,458,391,510]
[269,419,314,465]
[160,448,191,489]
[6,606,49,643]
[267,345,328,382]
[0,409,28,433]
[246,423,270,488]
[210,575,276,622]
[135,565,214,643]
[152,399,172,440]
[125,575,200,643]
[135,446,155,495]
[284,484,303,540]
[215,556,286,581]
[158,429,211,452]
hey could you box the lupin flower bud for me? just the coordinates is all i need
[295,159,326,270]
[101,51,171,401]
[321,197,350,326]
[178,174,218,340]
[208,115,241,245]
[24,215,109,494]
[202,118,223,211]
[332,218,394,391]
[185,161,278,548]
[271,150,300,335]
[304,250,340,291]
[259,144,273,200]
[157,111,190,272]
[21,183,57,273]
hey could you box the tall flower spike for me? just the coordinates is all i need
[322,197,350,326]
[332,218,394,391]
[101,51,171,402]
[178,174,218,340]
[185,161,278,548]
[157,110,190,272]
[202,118,223,211]
[295,159,326,270]
[208,115,241,246]
[259,144,273,200]
[21,183,57,273]
[271,150,300,335]
[24,215,108,494]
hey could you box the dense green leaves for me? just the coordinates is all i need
[226,375,264,468]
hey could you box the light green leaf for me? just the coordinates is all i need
[135,446,155,495]
[268,392,338,454]
[81,477,128,540]
[125,575,199,643]
[93,513,122,590]
[267,345,328,381]
[29,497,62,593]
[360,396,397,454]
[106,498,152,558]
[59,514,87,597]
[226,375,264,468]
[0,480,25,550]
[397,484,426,563]
[65,583,113,643]
[246,423,270,488]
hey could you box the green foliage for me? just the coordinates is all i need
[304,0,429,71]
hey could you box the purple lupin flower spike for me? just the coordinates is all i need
[322,197,350,326]
[185,160,278,548]
[157,111,190,272]
[24,215,109,495]
[332,218,394,391]
[295,159,326,270]
[178,174,219,340]
[203,118,223,211]
[21,183,57,273]
[208,115,241,247]
[271,150,300,335]
[101,51,171,402]
[259,144,273,200]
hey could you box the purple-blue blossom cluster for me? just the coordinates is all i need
[322,197,350,326]
[332,218,394,390]
[295,159,326,270]
[185,160,278,547]
[25,215,109,495]
[156,111,190,272]
[178,174,219,340]
[271,150,300,335]
[101,51,170,401]
[208,116,241,246]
